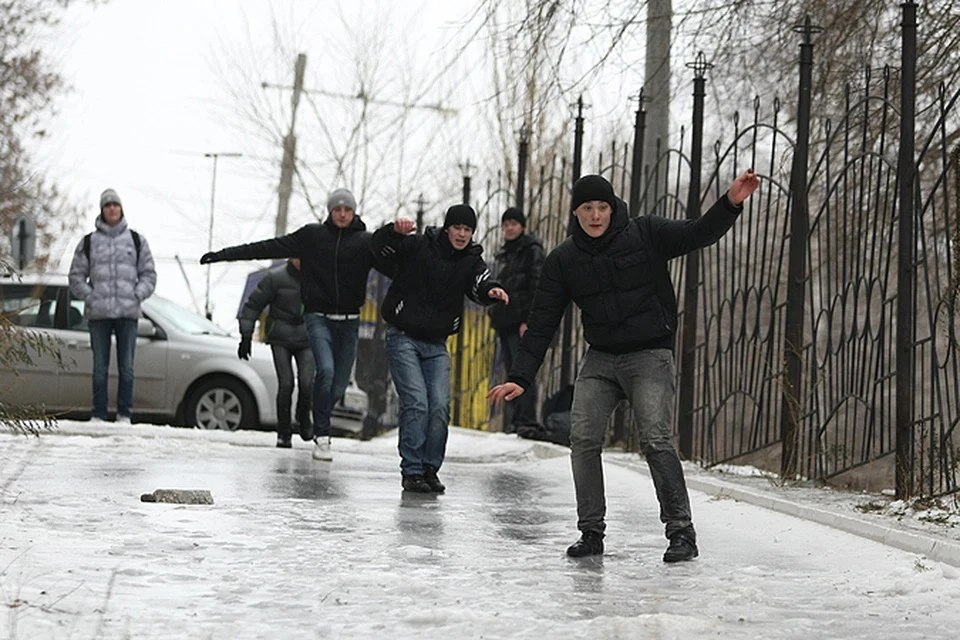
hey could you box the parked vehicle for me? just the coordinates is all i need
[0,274,367,434]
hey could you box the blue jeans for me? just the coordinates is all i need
[303,314,360,438]
[384,326,451,477]
[570,348,693,539]
[89,318,138,419]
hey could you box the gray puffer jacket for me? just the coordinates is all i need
[68,215,157,320]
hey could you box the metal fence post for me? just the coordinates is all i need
[629,90,646,217]
[677,53,711,460]
[453,163,473,426]
[561,96,586,387]
[780,17,820,479]
[895,0,917,499]
[517,123,529,210]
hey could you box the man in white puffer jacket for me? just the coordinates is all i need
[69,188,157,423]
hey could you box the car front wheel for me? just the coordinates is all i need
[184,377,256,431]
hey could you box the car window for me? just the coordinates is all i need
[65,297,88,332]
[0,283,60,328]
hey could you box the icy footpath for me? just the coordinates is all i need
[3,422,960,639]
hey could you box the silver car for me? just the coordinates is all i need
[0,274,368,432]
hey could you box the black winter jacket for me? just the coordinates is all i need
[209,216,373,315]
[508,194,743,389]
[238,261,308,348]
[489,232,544,331]
[372,225,502,342]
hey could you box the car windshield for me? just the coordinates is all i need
[144,296,231,336]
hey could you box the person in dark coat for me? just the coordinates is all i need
[372,204,509,493]
[489,170,760,562]
[238,258,315,448]
[201,188,371,461]
[489,206,544,433]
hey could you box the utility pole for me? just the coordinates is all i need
[204,152,243,320]
[263,59,456,233]
[273,53,307,236]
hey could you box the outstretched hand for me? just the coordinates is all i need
[488,287,510,305]
[487,382,524,405]
[200,251,220,265]
[393,218,417,235]
[728,169,760,206]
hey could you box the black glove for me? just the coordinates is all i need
[200,251,221,265]
[238,336,252,360]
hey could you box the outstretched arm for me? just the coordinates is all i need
[654,169,761,259]
[200,229,305,264]
[371,218,419,275]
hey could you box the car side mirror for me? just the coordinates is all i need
[137,317,159,338]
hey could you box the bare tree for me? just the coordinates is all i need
[0,0,85,270]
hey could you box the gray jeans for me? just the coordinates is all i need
[570,347,693,539]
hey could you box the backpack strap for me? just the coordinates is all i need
[84,230,141,261]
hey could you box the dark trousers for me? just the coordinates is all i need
[270,344,315,436]
[498,328,538,432]
[569,348,693,539]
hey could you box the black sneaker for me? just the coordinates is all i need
[276,433,292,448]
[297,414,312,441]
[401,475,433,493]
[663,528,698,563]
[423,467,446,493]
[566,531,604,557]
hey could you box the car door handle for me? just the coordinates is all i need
[65,341,90,350]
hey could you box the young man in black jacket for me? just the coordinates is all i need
[238,258,315,448]
[489,207,544,433]
[489,170,760,562]
[201,189,371,461]
[373,205,509,493]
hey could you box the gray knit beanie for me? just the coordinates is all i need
[100,188,122,210]
[327,188,357,213]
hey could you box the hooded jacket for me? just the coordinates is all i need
[68,215,157,320]
[207,216,372,315]
[489,232,544,331]
[238,261,308,348]
[372,225,501,342]
[508,194,743,389]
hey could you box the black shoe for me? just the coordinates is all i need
[423,467,446,493]
[401,475,433,493]
[566,531,604,558]
[276,433,292,448]
[297,414,312,441]
[663,528,698,563]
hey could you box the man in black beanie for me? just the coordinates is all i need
[489,206,544,433]
[372,204,509,493]
[489,169,760,562]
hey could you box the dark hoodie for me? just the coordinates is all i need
[372,225,502,342]
[508,194,743,389]
[207,216,373,315]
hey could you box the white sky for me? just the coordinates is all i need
[4,423,960,638]
[30,0,731,329]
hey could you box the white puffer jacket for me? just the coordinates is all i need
[68,215,157,320]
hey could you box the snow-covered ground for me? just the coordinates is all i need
[3,422,960,639]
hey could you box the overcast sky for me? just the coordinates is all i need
[33,0,667,329]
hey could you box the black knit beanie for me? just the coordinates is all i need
[571,175,616,211]
[443,204,477,230]
[501,206,526,227]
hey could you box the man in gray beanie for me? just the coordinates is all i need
[201,188,373,462]
[69,188,157,423]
